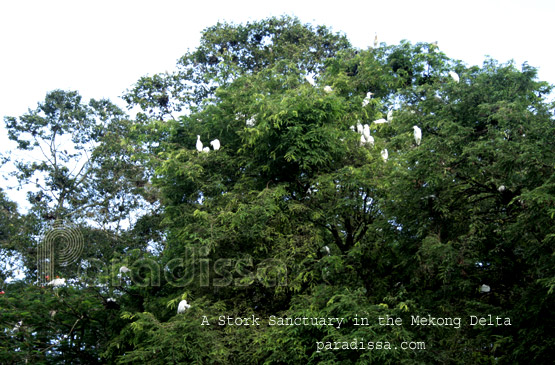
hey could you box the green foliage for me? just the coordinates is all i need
[1,15,554,364]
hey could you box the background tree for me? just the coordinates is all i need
[1,90,157,362]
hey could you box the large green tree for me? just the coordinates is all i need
[113,20,554,363]
[1,15,553,364]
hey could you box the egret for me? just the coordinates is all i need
[413,125,422,146]
[177,299,191,313]
[119,266,130,274]
[361,134,374,146]
[304,75,315,86]
[362,92,373,107]
[349,125,356,132]
[373,118,387,124]
[363,124,371,141]
[448,71,459,83]
[480,284,491,293]
[356,122,364,134]
[196,135,203,152]
[498,185,506,192]
[246,117,255,127]
[323,85,333,93]
[210,139,221,151]
[381,149,388,161]
[387,110,393,122]
[322,246,331,255]
[360,134,367,146]
[48,277,65,287]
[202,147,210,153]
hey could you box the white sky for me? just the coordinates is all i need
[1,0,554,207]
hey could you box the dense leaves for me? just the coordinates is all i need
[1,16,553,364]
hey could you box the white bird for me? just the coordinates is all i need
[177,299,191,313]
[381,149,388,161]
[373,118,387,124]
[196,135,203,152]
[48,277,65,287]
[362,92,373,107]
[202,147,210,153]
[210,139,220,150]
[323,85,333,93]
[361,134,374,146]
[387,110,393,122]
[448,71,460,83]
[480,284,491,293]
[119,266,130,274]
[498,185,506,192]
[246,117,255,127]
[304,75,315,86]
[356,122,364,134]
[360,134,367,146]
[349,125,356,132]
[413,125,422,146]
[323,246,331,255]
[363,124,371,141]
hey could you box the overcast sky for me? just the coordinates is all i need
[1,0,554,207]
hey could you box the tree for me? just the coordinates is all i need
[2,90,156,362]
[2,16,553,364]
[117,24,554,363]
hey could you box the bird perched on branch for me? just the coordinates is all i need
[387,110,393,122]
[362,92,373,107]
[177,299,191,313]
[210,139,220,151]
[48,277,65,287]
[480,284,491,293]
[448,71,459,83]
[381,149,388,161]
[196,135,203,152]
[413,125,422,145]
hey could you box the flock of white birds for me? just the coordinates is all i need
[191,66,469,157]
[196,135,220,152]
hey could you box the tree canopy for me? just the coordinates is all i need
[1,16,554,364]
